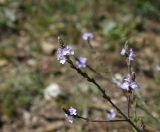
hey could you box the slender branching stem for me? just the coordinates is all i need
[66,58,141,132]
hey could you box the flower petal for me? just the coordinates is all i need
[119,81,129,90]
[130,82,140,89]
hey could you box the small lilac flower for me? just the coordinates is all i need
[57,45,74,64]
[119,81,140,90]
[107,109,116,120]
[128,48,135,61]
[119,74,140,90]
[62,46,74,56]
[130,82,140,89]
[156,64,160,72]
[76,57,87,68]
[65,107,77,123]
[120,48,126,56]
[82,32,94,40]
[68,107,77,116]
[119,81,130,90]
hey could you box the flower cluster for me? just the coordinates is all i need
[82,32,94,40]
[119,46,139,90]
[57,45,74,64]
[65,107,77,123]
[58,37,141,131]
[76,57,87,68]
[119,74,140,90]
[120,48,135,61]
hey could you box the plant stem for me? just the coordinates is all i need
[67,58,141,132]
[127,91,131,118]
[127,59,132,119]
[77,115,127,123]
[87,38,93,49]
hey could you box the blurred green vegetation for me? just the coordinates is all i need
[0,65,45,117]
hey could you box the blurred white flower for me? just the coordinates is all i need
[120,48,126,56]
[156,64,160,72]
[44,83,61,100]
[112,73,123,86]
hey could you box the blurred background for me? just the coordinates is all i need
[0,0,160,131]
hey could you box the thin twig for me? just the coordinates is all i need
[77,115,127,123]
[87,65,110,81]
[74,56,110,81]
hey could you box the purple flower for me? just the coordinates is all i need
[156,64,160,72]
[119,81,130,90]
[130,82,140,89]
[68,107,77,116]
[120,48,126,56]
[119,74,140,90]
[107,109,116,120]
[65,107,77,123]
[76,57,87,68]
[128,48,135,61]
[82,32,94,40]
[57,45,74,64]
[119,81,140,90]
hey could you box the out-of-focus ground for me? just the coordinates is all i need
[0,0,160,132]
